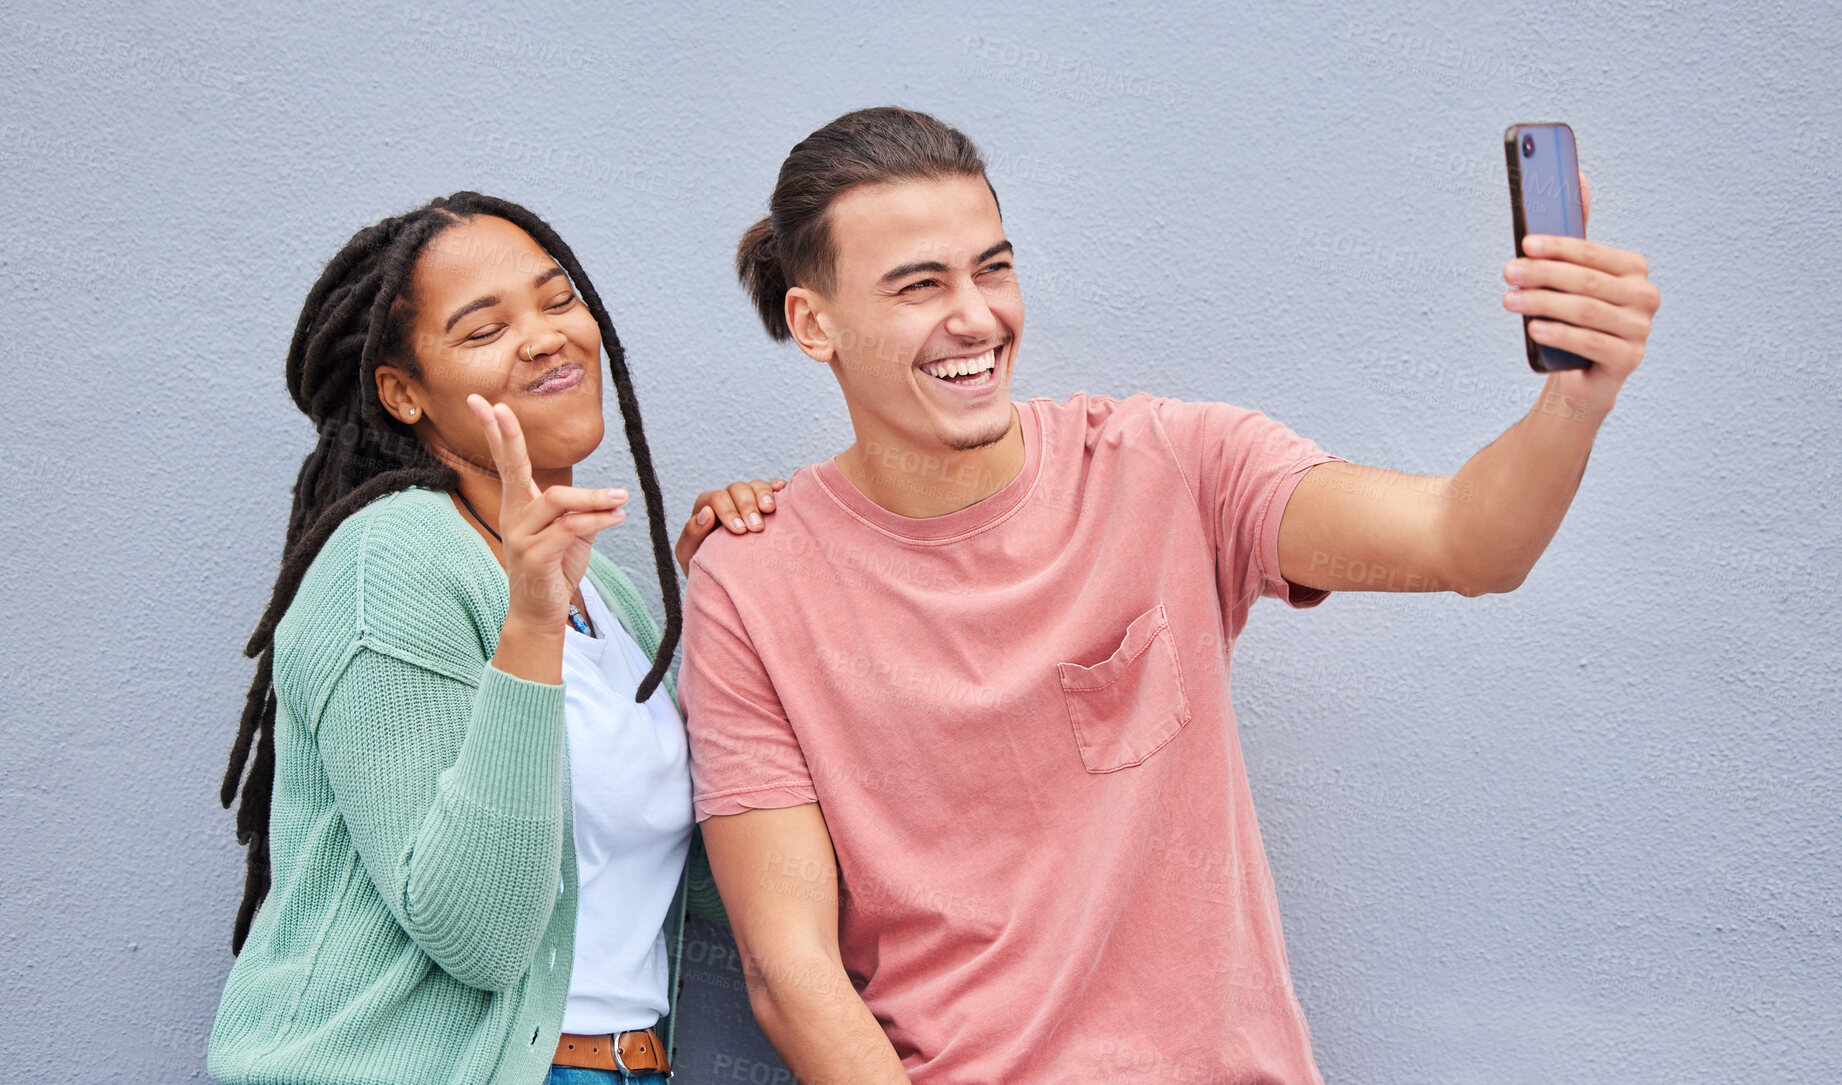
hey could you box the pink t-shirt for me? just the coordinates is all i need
[681,393,1342,1085]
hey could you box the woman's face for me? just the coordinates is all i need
[376,214,605,476]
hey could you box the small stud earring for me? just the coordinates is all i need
[406,406,419,419]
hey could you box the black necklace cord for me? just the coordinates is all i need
[453,488,503,544]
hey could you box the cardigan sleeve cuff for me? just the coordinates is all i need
[447,662,568,818]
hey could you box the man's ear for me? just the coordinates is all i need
[785,287,838,364]
[374,365,424,425]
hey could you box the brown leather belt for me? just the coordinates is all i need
[553,1027,669,1074]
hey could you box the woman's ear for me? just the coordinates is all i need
[374,366,424,425]
[785,287,837,364]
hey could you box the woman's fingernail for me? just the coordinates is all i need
[731,518,746,531]
[1504,262,1525,285]
[760,495,774,509]
[1524,235,1546,255]
[748,513,763,528]
[697,507,712,525]
[1504,289,1522,309]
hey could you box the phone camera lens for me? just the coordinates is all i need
[1521,134,1536,157]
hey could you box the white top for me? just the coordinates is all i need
[558,577,694,1033]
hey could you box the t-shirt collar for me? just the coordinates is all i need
[811,401,1043,543]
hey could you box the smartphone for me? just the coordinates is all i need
[1504,122,1590,372]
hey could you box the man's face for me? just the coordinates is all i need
[800,175,1023,453]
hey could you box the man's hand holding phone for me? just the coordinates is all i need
[1504,170,1663,419]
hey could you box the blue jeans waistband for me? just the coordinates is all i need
[546,1066,668,1084]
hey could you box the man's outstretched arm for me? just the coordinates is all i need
[1280,227,1660,597]
[701,802,912,1085]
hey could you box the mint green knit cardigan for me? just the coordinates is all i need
[208,487,725,1085]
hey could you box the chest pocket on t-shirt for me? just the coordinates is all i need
[1056,603,1193,773]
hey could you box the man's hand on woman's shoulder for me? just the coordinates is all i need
[676,477,787,573]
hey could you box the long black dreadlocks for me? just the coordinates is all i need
[220,192,681,953]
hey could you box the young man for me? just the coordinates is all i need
[676,107,1658,1084]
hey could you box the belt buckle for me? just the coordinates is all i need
[617,1027,667,1077]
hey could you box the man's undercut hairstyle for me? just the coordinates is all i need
[220,192,682,954]
[736,106,996,341]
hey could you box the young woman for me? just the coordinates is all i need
[210,192,781,1085]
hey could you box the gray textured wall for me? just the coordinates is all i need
[2,2,1837,1082]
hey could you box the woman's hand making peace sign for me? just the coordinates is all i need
[466,393,626,681]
